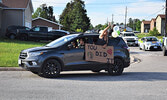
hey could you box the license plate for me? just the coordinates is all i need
[18,59,22,64]
[154,46,157,48]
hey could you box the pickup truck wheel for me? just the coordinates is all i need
[20,34,28,41]
[163,47,167,56]
[108,58,124,76]
[41,59,61,78]
[9,34,16,39]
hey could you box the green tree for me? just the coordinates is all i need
[32,4,57,22]
[128,18,133,29]
[149,27,159,36]
[136,20,141,31]
[89,24,94,30]
[94,24,103,30]
[60,0,90,32]
[32,7,42,19]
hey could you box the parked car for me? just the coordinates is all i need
[18,34,130,78]
[5,25,30,39]
[50,29,70,38]
[162,37,167,56]
[17,26,70,41]
[120,32,138,46]
[139,36,162,51]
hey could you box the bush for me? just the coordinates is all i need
[76,28,83,32]
[149,27,159,36]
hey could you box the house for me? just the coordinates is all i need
[156,14,165,35]
[0,0,33,37]
[141,21,151,33]
[150,18,156,31]
[32,17,63,31]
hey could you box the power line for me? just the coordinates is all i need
[145,7,165,19]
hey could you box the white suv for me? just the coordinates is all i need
[120,32,138,46]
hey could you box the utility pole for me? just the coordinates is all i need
[125,6,127,30]
[112,14,114,25]
[165,0,167,37]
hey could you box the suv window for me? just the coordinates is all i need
[108,37,120,46]
[69,37,89,49]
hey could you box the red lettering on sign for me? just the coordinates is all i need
[107,49,113,55]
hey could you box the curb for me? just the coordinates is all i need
[0,67,26,71]
[0,56,139,71]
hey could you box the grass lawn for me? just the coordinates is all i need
[0,38,47,67]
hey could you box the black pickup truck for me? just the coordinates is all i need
[17,26,69,41]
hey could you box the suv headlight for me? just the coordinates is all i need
[28,52,44,57]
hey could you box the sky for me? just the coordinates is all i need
[32,0,166,26]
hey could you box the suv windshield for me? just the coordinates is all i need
[146,38,158,41]
[124,33,135,36]
[46,34,79,47]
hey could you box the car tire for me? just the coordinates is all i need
[108,58,124,76]
[143,45,146,51]
[9,34,16,39]
[20,34,28,41]
[41,59,61,78]
[139,46,142,50]
[31,71,38,74]
[163,47,167,56]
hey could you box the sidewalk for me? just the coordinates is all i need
[0,56,139,71]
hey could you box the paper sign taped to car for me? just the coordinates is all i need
[85,43,114,64]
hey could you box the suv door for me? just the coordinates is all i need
[61,36,98,70]
[63,37,86,65]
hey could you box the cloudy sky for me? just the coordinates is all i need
[32,0,165,26]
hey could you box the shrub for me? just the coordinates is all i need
[76,28,83,32]
[149,27,159,36]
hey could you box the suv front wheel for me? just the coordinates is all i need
[41,59,61,78]
[108,58,124,76]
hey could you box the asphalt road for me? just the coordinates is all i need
[0,47,167,100]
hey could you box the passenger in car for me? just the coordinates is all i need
[78,38,85,48]
[71,41,77,48]
[96,23,115,48]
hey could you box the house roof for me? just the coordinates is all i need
[151,18,156,22]
[142,21,151,24]
[2,0,29,8]
[156,14,165,19]
[32,17,63,27]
